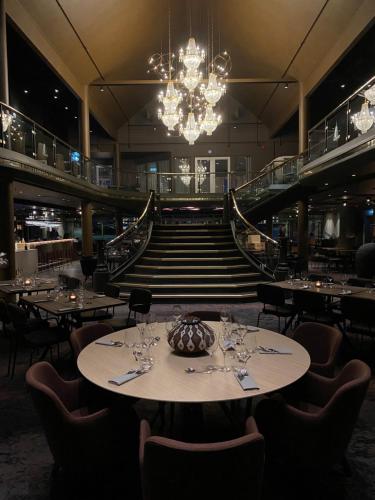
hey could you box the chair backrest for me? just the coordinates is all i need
[58,274,81,290]
[7,303,28,330]
[104,283,120,298]
[257,283,285,307]
[293,289,326,314]
[190,310,221,322]
[340,296,374,326]
[141,421,264,500]
[25,361,77,465]
[321,359,370,464]
[80,256,98,276]
[70,323,114,359]
[129,288,152,314]
[0,298,11,324]
[292,322,342,376]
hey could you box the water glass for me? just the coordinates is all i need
[132,343,154,371]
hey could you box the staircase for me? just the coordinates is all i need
[115,223,269,301]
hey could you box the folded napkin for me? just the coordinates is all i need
[258,346,292,354]
[223,339,236,350]
[95,339,122,347]
[108,370,144,386]
[234,370,259,390]
[32,298,52,303]
[338,290,352,295]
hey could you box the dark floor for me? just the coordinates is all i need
[0,262,374,499]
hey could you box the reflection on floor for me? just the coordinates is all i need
[0,261,374,499]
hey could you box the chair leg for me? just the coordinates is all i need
[257,312,261,327]
[11,340,18,378]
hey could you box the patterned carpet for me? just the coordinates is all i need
[0,266,374,499]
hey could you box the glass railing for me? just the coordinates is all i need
[0,101,107,185]
[234,75,375,214]
[105,190,155,278]
[229,189,280,279]
[308,76,375,161]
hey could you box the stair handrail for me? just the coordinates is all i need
[106,190,154,248]
[229,189,279,280]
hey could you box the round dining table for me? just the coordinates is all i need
[77,322,310,404]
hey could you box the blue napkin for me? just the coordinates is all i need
[108,370,144,386]
[234,370,259,390]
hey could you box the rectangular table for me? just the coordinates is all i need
[271,280,366,298]
[21,292,125,331]
[0,279,57,296]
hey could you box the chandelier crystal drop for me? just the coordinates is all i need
[364,84,375,105]
[180,112,201,145]
[200,105,222,136]
[1,111,12,132]
[203,73,226,106]
[179,37,205,71]
[351,101,374,134]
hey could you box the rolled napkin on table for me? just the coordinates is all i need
[108,370,145,386]
[234,369,259,390]
[95,339,122,347]
[258,346,292,354]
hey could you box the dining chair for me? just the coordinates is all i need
[127,288,152,327]
[346,277,374,288]
[293,289,342,328]
[256,283,295,333]
[139,416,264,500]
[255,359,370,472]
[79,256,98,281]
[190,310,221,321]
[340,295,375,339]
[26,361,140,495]
[7,302,67,377]
[101,284,131,331]
[70,323,114,360]
[292,322,342,377]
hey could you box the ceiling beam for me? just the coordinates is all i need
[90,78,298,87]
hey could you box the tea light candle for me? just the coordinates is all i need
[24,278,32,286]
[315,280,322,288]
[69,292,77,302]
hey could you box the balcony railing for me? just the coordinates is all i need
[0,101,107,185]
[233,75,375,213]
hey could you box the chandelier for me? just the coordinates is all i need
[351,101,374,134]
[196,160,207,183]
[148,7,231,146]
[364,83,375,105]
[179,158,192,186]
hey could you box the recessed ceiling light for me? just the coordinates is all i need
[324,182,328,186]
[54,89,59,93]
[54,95,58,99]
[74,116,78,119]
[343,202,347,207]
[100,87,104,92]
[340,84,346,88]
[24,89,28,94]
[284,82,289,89]
[352,174,356,177]
[65,106,69,110]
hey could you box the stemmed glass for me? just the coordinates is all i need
[218,325,234,372]
[287,270,294,285]
[236,323,247,345]
[172,305,182,325]
[340,274,348,293]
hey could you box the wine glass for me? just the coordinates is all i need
[206,331,219,365]
[132,343,154,372]
[218,328,233,372]
[340,274,348,293]
[236,323,247,345]
[172,305,182,325]
[220,309,230,324]
[287,270,294,284]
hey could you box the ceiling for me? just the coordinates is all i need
[10,0,375,136]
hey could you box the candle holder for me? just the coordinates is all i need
[315,281,322,288]
[24,278,32,286]
[69,292,77,302]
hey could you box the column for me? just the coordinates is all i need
[81,201,93,256]
[115,210,123,235]
[114,142,121,188]
[298,81,308,153]
[297,198,309,269]
[0,0,9,104]
[81,85,90,158]
[0,179,15,279]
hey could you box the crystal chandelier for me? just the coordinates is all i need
[158,81,181,113]
[179,37,205,71]
[364,84,375,105]
[1,111,12,132]
[200,105,222,135]
[196,160,207,189]
[158,107,182,131]
[203,73,226,106]
[180,112,201,145]
[180,68,202,93]
[179,158,192,186]
[351,101,374,134]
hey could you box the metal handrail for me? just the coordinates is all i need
[230,189,279,246]
[106,190,154,247]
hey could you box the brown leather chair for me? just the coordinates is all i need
[26,362,139,490]
[139,417,264,500]
[255,359,370,471]
[70,323,114,360]
[292,322,342,377]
